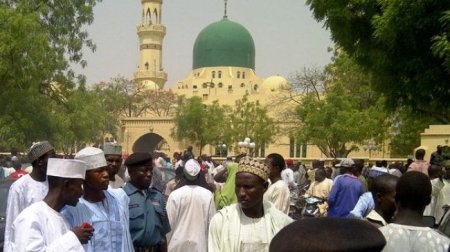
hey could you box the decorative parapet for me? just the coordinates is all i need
[141,0,162,4]
[137,24,166,35]
[121,118,174,126]
[134,71,168,81]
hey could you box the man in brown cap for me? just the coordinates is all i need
[208,157,292,252]
[4,141,55,252]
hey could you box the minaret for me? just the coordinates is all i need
[134,0,167,89]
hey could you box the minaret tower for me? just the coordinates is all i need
[134,0,167,89]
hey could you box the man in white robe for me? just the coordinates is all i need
[167,159,215,252]
[209,157,292,252]
[434,161,450,222]
[4,141,55,252]
[380,172,450,252]
[11,158,93,252]
[263,153,290,214]
[61,147,134,252]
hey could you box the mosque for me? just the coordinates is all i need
[119,0,393,160]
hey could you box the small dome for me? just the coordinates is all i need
[262,76,288,91]
[142,80,159,90]
[193,18,255,70]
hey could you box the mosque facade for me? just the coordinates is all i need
[119,0,389,160]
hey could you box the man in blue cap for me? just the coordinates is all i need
[123,152,170,252]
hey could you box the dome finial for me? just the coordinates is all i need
[224,0,228,18]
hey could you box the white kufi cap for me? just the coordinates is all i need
[183,159,201,181]
[75,147,107,170]
[47,158,88,179]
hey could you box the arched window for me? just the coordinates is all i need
[145,62,149,70]
[218,82,223,88]
[202,83,208,88]
[253,84,258,91]
[146,9,151,25]
[153,9,158,24]
[218,71,222,78]
[212,71,216,78]
[193,85,198,89]
[240,83,245,88]
[242,72,246,79]
[237,71,241,78]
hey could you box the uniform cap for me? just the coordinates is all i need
[124,152,153,167]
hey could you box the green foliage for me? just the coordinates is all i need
[294,53,388,158]
[0,0,101,151]
[306,0,450,123]
[171,97,227,153]
[172,95,278,155]
[225,95,278,153]
[389,107,439,157]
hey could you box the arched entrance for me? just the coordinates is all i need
[132,133,170,153]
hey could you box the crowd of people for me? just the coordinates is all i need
[1,142,450,251]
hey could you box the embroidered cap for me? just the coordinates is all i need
[47,158,88,179]
[75,147,107,170]
[237,156,270,181]
[103,142,122,155]
[27,141,54,163]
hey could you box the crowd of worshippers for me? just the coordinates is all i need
[1,142,450,252]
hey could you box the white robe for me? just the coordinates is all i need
[208,202,293,252]
[166,185,216,252]
[380,223,450,252]
[263,180,290,214]
[10,201,84,252]
[434,179,450,223]
[4,174,48,252]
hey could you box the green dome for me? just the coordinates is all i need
[193,18,255,70]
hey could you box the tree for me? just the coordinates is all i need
[225,95,279,154]
[0,0,100,150]
[143,89,178,118]
[294,53,388,158]
[306,0,450,123]
[389,107,439,157]
[171,97,227,153]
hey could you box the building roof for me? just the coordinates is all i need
[193,18,255,70]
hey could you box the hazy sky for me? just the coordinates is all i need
[75,0,333,88]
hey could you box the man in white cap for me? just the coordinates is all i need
[10,158,93,251]
[103,142,125,188]
[166,159,216,252]
[4,141,55,252]
[61,147,134,252]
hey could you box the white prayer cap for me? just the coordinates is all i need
[184,159,201,181]
[75,147,107,170]
[47,158,88,179]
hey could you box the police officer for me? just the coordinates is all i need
[122,152,170,252]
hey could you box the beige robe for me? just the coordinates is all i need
[208,202,293,252]
[263,180,290,214]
